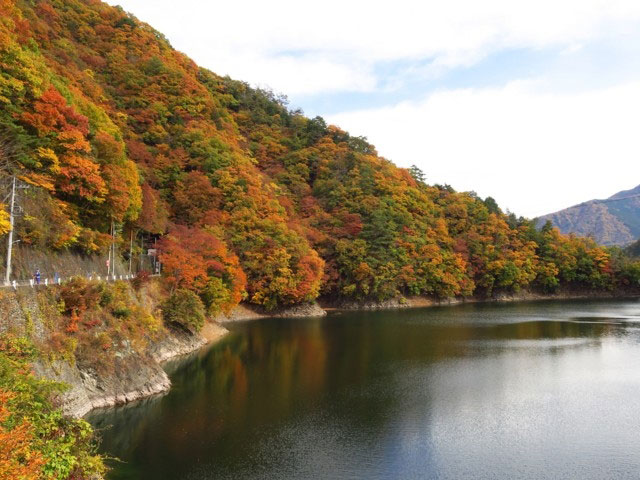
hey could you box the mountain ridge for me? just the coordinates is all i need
[537,184,640,246]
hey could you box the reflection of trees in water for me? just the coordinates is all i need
[86,393,166,461]
[89,302,634,479]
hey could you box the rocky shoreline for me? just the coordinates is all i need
[47,302,326,418]
[215,301,327,323]
[320,289,640,311]
[9,289,638,418]
[33,325,215,418]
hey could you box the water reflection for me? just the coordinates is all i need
[89,299,640,480]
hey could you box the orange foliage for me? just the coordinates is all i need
[0,391,45,480]
[20,86,89,137]
[158,226,246,311]
[1,0,636,306]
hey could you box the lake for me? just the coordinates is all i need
[88,299,640,479]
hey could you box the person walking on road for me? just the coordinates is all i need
[35,269,41,285]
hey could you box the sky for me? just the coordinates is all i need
[105,0,640,218]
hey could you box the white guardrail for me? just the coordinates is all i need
[1,273,160,290]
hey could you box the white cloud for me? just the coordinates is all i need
[327,80,640,218]
[103,0,640,216]
[182,50,376,96]
[106,0,640,95]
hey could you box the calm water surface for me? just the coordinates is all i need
[88,299,640,479]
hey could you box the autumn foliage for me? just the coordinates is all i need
[0,391,44,480]
[158,226,245,313]
[0,0,638,315]
[0,334,104,479]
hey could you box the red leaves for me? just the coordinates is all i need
[19,86,109,202]
[158,226,246,311]
[65,310,79,334]
[339,212,363,237]
[137,184,169,234]
[173,171,220,225]
[20,86,89,137]
[58,130,91,152]
[288,253,324,302]
[57,153,106,200]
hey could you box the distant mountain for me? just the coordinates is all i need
[537,185,640,246]
[626,238,640,257]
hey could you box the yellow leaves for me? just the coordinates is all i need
[20,147,60,192]
[0,204,10,235]
[123,160,142,220]
[21,173,55,191]
[101,160,142,222]
[0,75,25,104]
[58,130,91,153]
[591,247,610,268]
[115,111,128,123]
[36,146,60,172]
[353,262,372,282]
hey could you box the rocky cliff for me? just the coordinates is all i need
[0,279,225,417]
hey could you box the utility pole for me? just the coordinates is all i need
[140,234,144,272]
[129,229,133,275]
[5,176,16,285]
[108,220,122,278]
[106,220,111,277]
[110,219,115,277]
[4,175,27,285]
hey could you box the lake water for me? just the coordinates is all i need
[88,299,640,479]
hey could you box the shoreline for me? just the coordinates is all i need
[41,324,228,418]
[73,289,640,417]
[319,289,640,312]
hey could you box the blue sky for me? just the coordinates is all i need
[106,0,640,218]
[297,41,640,117]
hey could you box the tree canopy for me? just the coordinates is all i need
[0,0,638,313]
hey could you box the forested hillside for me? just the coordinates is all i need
[1,0,640,316]
[626,238,640,258]
[2,1,640,477]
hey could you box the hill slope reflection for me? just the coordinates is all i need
[89,300,640,480]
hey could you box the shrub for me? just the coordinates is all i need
[132,270,151,291]
[200,277,231,315]
[59,277,101,318]
[619,261,640,286]
[0,335,105,479]
[161,289,205,333]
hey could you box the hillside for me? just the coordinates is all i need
[537,185,640,246]
[2,0,639,315]
[626,238,640,258]
[2,1,640,477]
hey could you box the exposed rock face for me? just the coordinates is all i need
[322,297,412,311]
[32,325,213,418]
[33,351,172,418]
[215,302,326,323]
[537,184,640,246]
[148,326,208,364]
[0,285,225,418]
